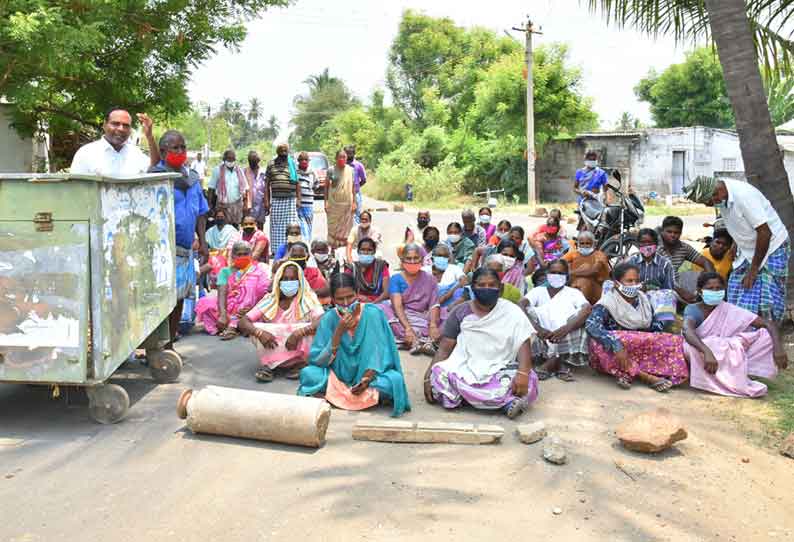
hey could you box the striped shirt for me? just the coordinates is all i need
[298,170,315,207]
[658,241,700,281]
[265,160,294,198]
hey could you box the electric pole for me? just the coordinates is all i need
[513,17,542,206]
[206,104,212,159]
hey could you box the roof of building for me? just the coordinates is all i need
[574,126,738,139]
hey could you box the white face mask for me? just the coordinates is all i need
[584,160,598,168]
[501,256,516,269]
[547,273,567,289]
[224,161,235,169]
[447,234,461,244]
[314,253,329,263]
[578,246,594,256]
[479,215,491,224]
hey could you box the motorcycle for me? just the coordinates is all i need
[576,170,645,266]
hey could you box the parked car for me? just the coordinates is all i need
[295,151,329,199]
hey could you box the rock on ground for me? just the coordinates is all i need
[781,433,794,459]
[516,421,547,444]
[616,407,687,453]
[542,436,567,464]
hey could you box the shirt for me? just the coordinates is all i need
[350,160,367,192]
[265,160,295,198]
[626,253,676,290]
[298,170,315,206]
[190,159,206,179]
[463,225,487,247]
[575,167,608,201]
[692,247,733,280]
[70,137,150,177]
[208,165,243,203]
[720,179,789,268]
[172,172,209,250]
[658,241,700,274]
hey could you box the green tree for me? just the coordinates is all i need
[615,112,642,130]
[766,74,794,126]
[290,69,358,150]
[248,98,263,126]
[635,48,734,128]
[0,0,289,159]
[262,115,281,141]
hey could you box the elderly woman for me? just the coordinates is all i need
[274,222,303,261]
[285,242,330,303]
[309,240,338,281]
[424,268,538,419]
[195,241,271,339]
[325,149,356,250]
[532,216,569,265]
[683,272,788,397]
[585,262,689,391]
[298,272,410,417]
[520,259,591,381]
[423,243,466,308]
[238,261,324,382]
[346,211,383,263]
[562,230,609,304]
[229,215,269,263]
[379,243,442,355]
[347,237,390,303]
[446,222,476,267]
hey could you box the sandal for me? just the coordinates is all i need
[556,368,575,382]
[616,375,632,389]
[505,396,529,419]
[650,378,673,393]
[409,343,423,356]
[255,367,274,383]
[420,342,437,356]
[536,368,555,381]
[219,328,239,341]
[284,367,302,380]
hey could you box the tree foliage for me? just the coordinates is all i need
[635,47,735,128]
[290,68,358,150]
[0,0,289,142]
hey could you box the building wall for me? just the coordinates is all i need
[0,104,33,173]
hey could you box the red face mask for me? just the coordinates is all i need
[403,262,422,274]
[544,225,559,235]
[299,160,309,169]
[336,158,347,168]
[165,150,187,168]
[233,256,252,269]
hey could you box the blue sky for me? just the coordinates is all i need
[190,0,692,139]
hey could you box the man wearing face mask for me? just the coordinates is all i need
[685,175,790,322]
[149,130,209,349]
[345,145,367,224]
[296,151,316,239]
[208,149,248,227]
[573,150,608,204]
[71,108,160,176]
[461,209,487,247]
[265,143,301,253]
[244,151,268,230]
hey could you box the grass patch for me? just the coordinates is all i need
[764,367,794,435]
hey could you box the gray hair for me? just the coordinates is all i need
[577,230,595,243]
[402,242,423,259]
[432,243,451,257]
[461,209,476,218]
[484,254,505,271]
[231,241,252,254]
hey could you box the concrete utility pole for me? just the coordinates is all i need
[513,17,542,205]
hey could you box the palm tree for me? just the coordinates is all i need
[585,0,794,312]
[248,97,263,126]
[262,114,280,141]
[767,75,794,126]
[304,68,341,94]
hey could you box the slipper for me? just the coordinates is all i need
[505,396,529,419]
[650,378,673,393]
[409,344,423,356]
[616,375,632,389]
[284,367,302,380]
[255,367,274,383]
[420,342,437,356]
[219,329,239,341]
[536,368,555,381]
[556,368,575,382]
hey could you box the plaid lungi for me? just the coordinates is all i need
[526,310,589,367]
[269,196,298,252]
[175,246,195,301]
[728,240,789,321]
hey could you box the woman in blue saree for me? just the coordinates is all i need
[298,272,410,417]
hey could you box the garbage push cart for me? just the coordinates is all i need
[0,173,184,423]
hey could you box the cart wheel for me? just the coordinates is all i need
[87,384,130,424]
[149,349,182,383]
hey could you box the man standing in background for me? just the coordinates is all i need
[207,149,248,227]
[345,144,367,224]
[190,152,207,183]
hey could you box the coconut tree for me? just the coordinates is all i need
[585,0,794,312]
[248,97,263,126]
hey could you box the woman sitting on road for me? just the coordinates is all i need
[309,240,338,282]
[195,241,271,340]
[346,237,390,303]
[683,272,788,398]
[446,222,476,267]
[421,226,441,266]
[487,219,512,245]
[379,243,442,355]
[532,216,569,265]
[238,261,324,382]
[229,215,269,264]
[561,230,609,305]
[498,238,527,295]
[298,272,410,417]
[423,243,466,308]
[520,259,591,382]
[424,267,538,419]
[585,262,689,392]
[282,242,330,304]
[346,210,383,263]
[478,206,496,239]
[274,222,304,261]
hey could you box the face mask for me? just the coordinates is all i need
[714,201,727,210]
[433,256,449,271]
[289,257,307,269]
[358,254,375,266]
[249,159,260,169]
[547,273,567,289]
[337,300,359,315]
[287,235,302,244]
[425,239,439,250]
[336,158,347,168]
[313,253,329,263]
[403,262,422,274]
[299,160,309,170]
[360,223,371,230]
[276,153,288,161]
[702,289,725,306]
[165,151,187,168]
[545,226,559,235]
[618,282,641,298]
[639,245,657,258]
[224,161,235,169]
[417,219,429,229]
[479,215,491,224]
[584,160,598,168]
[233,256,252,269]
[243,227,256,235]
[447,234,461,244]
[497,231,509,240]
[502,256,516,269]
[215,219,226,228]
[579,247,594,256]
[279,280,300,297]
[472,287,500,307]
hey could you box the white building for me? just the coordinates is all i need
[0,102,49,172]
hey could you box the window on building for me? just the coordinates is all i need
[723,158,738,171]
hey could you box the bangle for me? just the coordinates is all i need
[517,371,529,376]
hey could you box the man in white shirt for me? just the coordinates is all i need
[685,176,790,321]
[70,108,159,176]
[190,152,207,180]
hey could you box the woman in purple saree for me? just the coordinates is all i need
[379,243,443,356]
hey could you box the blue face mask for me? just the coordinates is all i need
[618,282,641,298]
[702,289,725,306]
[358,254,375,266]
[472,287,500,307]
[337,300,360,315]
[714,200,727,210]
[279,280,300,297]
[433,256,449,271]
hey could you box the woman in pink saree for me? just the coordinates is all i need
[238,261,325,382]
[683,272,788,398]
[195,241,271,340]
